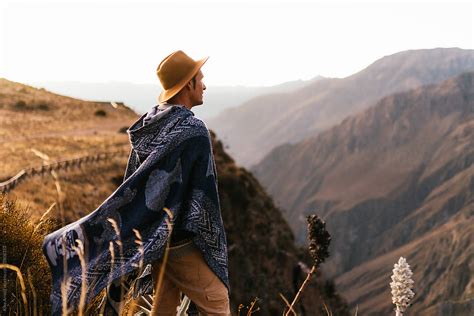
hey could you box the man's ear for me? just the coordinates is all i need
[185,81,193,90]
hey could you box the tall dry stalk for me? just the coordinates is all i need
[27,268,38,316]
[107,239,116,313]
[285,266,316,316]
[19,202,55,271]
[34,202,56,233]
[279,293,296,316]
[246,297,260,315]
[31,148,65,226]
[60,238,71,316]
[0,264,28,315]
[126,228,145,316]
[322,300,333,316]
[284,215,331,316]
[60,276,71,316]
[72,239,87,316]
[132,228,144,273]
[107,218,125,313]
[127,228,145,316]
[238,303,244,316]
[151,207,174,312]
[51,169,66,227]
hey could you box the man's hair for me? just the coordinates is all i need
[167,74,197,104]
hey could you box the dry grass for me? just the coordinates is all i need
[7,156,129,224]
[107,217,125,313]
[0,79,136,181]
[0,193,57,314]
[26,268,38,316]
[0,264,28,313]
[0,133,130,180]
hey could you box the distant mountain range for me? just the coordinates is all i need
[251,72,474,315]
[27,77,320,120]
[207,48,474,167]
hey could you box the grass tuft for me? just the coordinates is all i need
[0,193,56,314]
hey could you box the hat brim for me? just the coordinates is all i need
[158,56,209,103]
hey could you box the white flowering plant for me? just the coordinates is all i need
[390,257,415,316]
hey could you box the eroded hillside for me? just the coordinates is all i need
[252,72,474,314]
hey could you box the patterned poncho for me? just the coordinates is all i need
[42,105,229,315]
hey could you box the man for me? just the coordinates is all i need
[42,51,230,316]
[142,51,231,315]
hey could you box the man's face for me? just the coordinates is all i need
[190,70,206,106]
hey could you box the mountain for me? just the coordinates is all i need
[207,48,474,167]
[251,72,474,314]
[0,78,349,315]
[210,130,350,315]
[28,77,320,120]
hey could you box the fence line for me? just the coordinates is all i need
[0,149,129,193]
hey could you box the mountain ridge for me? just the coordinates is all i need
[251,71,474,314]
[208,48,474,167]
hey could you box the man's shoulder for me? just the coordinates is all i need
[179,115,210,137]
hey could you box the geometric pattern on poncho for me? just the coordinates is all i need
[42,106,229,315]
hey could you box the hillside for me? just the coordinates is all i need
[208,48,474,167]
[0,78,138,181]
[252,72,474,314]
[211,130,350,315]
[0,79,349,314]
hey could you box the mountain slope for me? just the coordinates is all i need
[211,131,350,315]
[336,165,473,315]
[0,78,138,180]
[1,78,349,315]
[252,72,474,314]
[208,48,474,167]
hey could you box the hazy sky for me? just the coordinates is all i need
[0,0,473,87]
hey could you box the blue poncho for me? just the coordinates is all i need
[42,105,229,315]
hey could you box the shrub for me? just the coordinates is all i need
[0,193,58,314]
[111,175,124,187]
[37,103,50,111]
[14,100,27,110]
[118,126,129,134]
[95,109,107,117]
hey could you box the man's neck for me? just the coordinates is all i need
[166,95,193,110]
[159,102,190,110]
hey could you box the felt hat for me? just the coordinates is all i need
[156,50,209,103]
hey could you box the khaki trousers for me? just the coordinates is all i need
[150,241,231,316]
